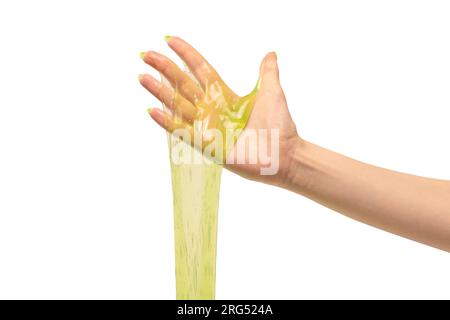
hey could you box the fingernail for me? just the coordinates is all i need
[147,107,153,114]
[140,51,146,60]
[138,74,145,81]
[164,35,172,42]
[273,51,277,60]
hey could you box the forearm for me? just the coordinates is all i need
[284,139,450,252]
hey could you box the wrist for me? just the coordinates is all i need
[281,137,314,193]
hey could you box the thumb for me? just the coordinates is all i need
[258,52,280,90]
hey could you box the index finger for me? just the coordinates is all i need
[166,36,231,93]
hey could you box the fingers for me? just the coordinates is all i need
[141,51,204,104]
[139,73,197,122]
[148,108,197,147]
[165,36,224,90]
[148,108,186,132]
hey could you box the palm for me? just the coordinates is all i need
[227,54,299,184]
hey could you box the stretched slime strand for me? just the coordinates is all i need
[161,68,259,299]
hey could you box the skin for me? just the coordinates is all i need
[139,36,450,252]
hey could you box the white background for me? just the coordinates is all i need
[0,0,449,299]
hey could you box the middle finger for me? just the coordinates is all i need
[142,51,204,105]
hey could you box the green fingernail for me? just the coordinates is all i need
[147,107,153,114]
[274,51,277,59]
[140,51,146,60]
[164,35,172,42]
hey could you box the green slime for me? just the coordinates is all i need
[170,149,222,299]
[162,73,258,299]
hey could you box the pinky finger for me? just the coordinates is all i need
[148,108,190,134]
[148,108,206,153]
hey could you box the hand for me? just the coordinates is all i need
[139,37,450,252]
[139,36,300,186]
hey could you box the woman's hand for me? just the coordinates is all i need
[139,36,450,252]
[139,36,300,186]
